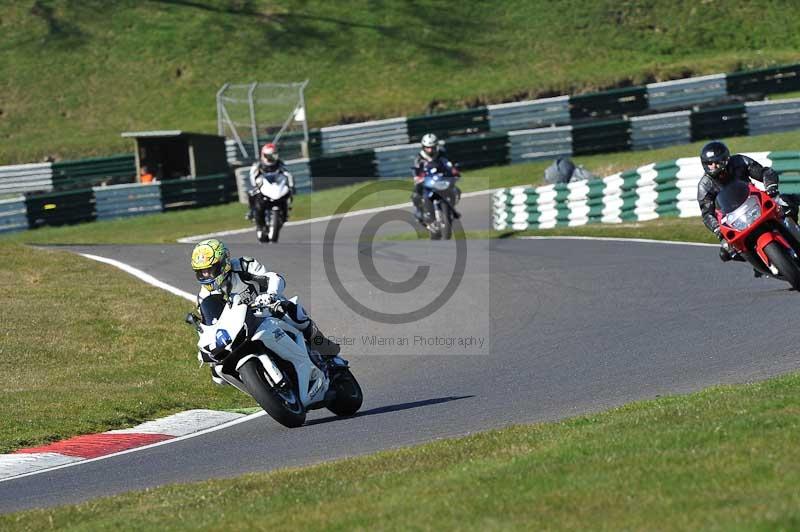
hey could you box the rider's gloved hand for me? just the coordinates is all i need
[721,240,734,254]
[766,183,779,197]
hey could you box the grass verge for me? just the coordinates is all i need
[3,129,798,246]
[4,373,800,529]
[385,216,720,244]
[0,244,254,454]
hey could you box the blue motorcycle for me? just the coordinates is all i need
[421,165,461,240]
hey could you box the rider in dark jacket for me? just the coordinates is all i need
[697,140,797,267]
[411,133,460,223]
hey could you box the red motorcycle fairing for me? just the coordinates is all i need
[715,182,800,280]
[717,185,780,253]
[754,231,793,266]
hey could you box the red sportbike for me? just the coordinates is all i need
[716,180,800,290]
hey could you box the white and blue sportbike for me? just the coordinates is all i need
[421,165,461,240]
[186,292,362,428]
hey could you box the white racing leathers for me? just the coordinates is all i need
[248,164,294,242]
[197,257,340,384]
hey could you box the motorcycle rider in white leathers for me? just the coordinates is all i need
[190,238,339,385]
[246,142,295,222]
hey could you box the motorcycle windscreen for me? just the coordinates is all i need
[715,180,751,214]
[199,294,227,325]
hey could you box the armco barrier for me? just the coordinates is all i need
[645,74,727,111]
[508,126,572,163]
[493,151,800,231]
[745,99,800,136]
[0,163,53,196]
[726,64,800,98]
[25,188,95,228]
[51,154,136,190]
[630,111,691,151]
[569,86,648,120]
[571,119,631,156]
[375,144,418,178]
[443,133,509,170]
[0,196,28,233]
[285,158,312,193]
[93,183,162,221]
[160,174,237,211]
[690,102,748,141]
[320,117,409,154]
[407,108,489,142]
[309,150,376,190]
[487,96,570,132]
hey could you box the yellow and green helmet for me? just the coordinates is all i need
[191,238,231,291]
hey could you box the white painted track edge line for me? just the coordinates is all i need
[78,253,196,302]
[176,187,501,243]
[518,235,718,247]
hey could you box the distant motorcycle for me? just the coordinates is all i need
[716,180,800,290]
[251,171,291,243]
[420,165,460,240]
[186,291,363,428]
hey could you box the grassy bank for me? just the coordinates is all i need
[3,129,798,245]
[3,1,800,163]
[4,372,800,529]
[0,244,254,454]
[386,217,720,244]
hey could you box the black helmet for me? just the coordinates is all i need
[700,141,730,178]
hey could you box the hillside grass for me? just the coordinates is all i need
[3,0,800,163]
[4,372,800,530]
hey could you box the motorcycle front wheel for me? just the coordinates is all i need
[239,358,306,428]
[269,207,283,243]
[763,241,800,290]
[326,368,363,417]
[440,203,453,240]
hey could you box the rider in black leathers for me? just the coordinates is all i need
[411,133,461,223]
[697,140,798,267]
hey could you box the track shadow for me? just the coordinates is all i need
[304,395,474,426]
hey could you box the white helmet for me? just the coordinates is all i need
[420,133,439,161]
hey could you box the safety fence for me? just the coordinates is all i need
[221,63,800,162]
[4,96,800,230]
[492,151,800,231]
[0,155,136,199]
[51,154,136,190]
[1,174,236,234]
[305,98,800,185]
[0,196,28,234]
[217,97,800,189]
[0,163,54,196]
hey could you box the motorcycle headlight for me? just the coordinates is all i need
[431,180,451,191]
[723,196,761,231]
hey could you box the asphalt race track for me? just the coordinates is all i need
[3,193,800,513]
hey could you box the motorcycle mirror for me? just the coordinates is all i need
[185,313,200,327]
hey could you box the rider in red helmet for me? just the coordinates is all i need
[246,143,296,221]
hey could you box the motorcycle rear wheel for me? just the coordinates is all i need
[763,241,800,290]
[239,358,306,428]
